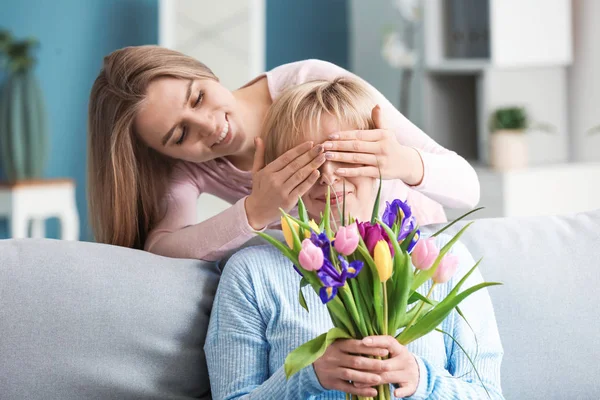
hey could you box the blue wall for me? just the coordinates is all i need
[0,0,348,241]
[266,0,348,69]
[0,0,158,240]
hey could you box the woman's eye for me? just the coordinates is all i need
[194,91,204,107]
[176,128,187,145]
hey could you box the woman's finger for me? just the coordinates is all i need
[251,137,266,175]
[362,336,404,358]
[335,166,380,178]
[333,380,378,397]
[324,151,378,166]
[278,144,324,180]
[337,353,386,372]
[336,339,389,358]
[334,367,381,387]
[284,152,326,192]
[322,139,381,154]
[264,141,314,173]
[289,169,321,201]
[327,129,386,142]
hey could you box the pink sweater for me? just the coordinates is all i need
[145,60,480,261]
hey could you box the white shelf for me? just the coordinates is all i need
[446,162,600,220]
[426,59,489,74]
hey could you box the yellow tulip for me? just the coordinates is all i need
[373,240,393,282]
[281,216,300,249]
[309,219,321,234]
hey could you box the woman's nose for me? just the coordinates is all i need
[187,110,215,138]
[319,161,341,186]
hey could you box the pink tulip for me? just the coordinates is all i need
[298,239,324,271]
[433,254,459,284]
[334,223,360,256]
[411,238,439,271]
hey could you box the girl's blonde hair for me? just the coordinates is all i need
[262,77,376,165]
[87,45,217,249]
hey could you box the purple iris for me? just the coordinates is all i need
[406,229,420,253]
[316,256,364,303]
[357,221,395,257]
[382,199,417,241]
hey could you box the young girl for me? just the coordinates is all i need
[87,46,479,261]
[204,78,503,399]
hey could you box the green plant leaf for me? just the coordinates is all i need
[297,197,308,222]
[435,327,491,399]
[371,169,382,224]
[284,327,352,378]
[431,207,484,238]
[395,300,435,331]
[490,106,528,132]
[411,222,474,291]
[256,232,298,265]
[448,258,484,297]
[324,187,332,238]
[399,226,420,253]
[283,213,303,253]
[398,282,502,345]
[299,277,310,313]
[408,290,437,306]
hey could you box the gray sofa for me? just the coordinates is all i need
[1,209,599,399]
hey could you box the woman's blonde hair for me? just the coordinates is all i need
[262,77,376,165]
[87,45,217,249]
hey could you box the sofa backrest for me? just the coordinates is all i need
[0,239,219,400]
[425,209,600,399]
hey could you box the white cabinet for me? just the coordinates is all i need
[424,0,572,70]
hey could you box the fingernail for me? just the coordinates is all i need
[313,144,324,153]
[328,134,339,140]
[323,142,333,150]
[363,337,373,345]
[324,152,334,159]
[336,168,346,175]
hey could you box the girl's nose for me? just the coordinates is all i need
[319,161,341,186]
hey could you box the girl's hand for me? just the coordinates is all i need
[353,335,420,398]
[323,105,424,186]
[245,138,325,230]
[313,338,389,397]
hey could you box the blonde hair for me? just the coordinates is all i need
[262,77,376,165]
[87,45,217,249]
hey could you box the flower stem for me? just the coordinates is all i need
[405,284,436,331]
[383,283,389,336]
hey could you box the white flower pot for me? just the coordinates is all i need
[489,130,528,171]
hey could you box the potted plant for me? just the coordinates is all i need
[488,107,529,171]
[0,30,48,182]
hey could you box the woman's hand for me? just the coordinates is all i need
[323,105,424,186]
[353,336,420,398]
[313,338,389,397]
[245,138,325,230]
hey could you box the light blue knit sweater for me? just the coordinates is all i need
[205,235,504,399]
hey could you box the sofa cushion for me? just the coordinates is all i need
[422,209,600,400]
[0,238,220,400]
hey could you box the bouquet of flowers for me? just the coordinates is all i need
[257,181,500,400]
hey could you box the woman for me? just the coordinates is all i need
[87,46,479,261]
[204,78,503,399]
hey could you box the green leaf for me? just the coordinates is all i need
[411,222,474,292]
[398,282,502,345]
[324,187,332,238]
[371,170,383,224]
[431,207,484,238]
[299,277,310,312]
[284,327,352,378]
[356,239,383,333]
[298,196,309,223]
[342,179,346,226]
[448,258,484,297]
[256,232,298,265]
[435,327,491,399]
[395,300,435,330]
[408,290,437,306]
